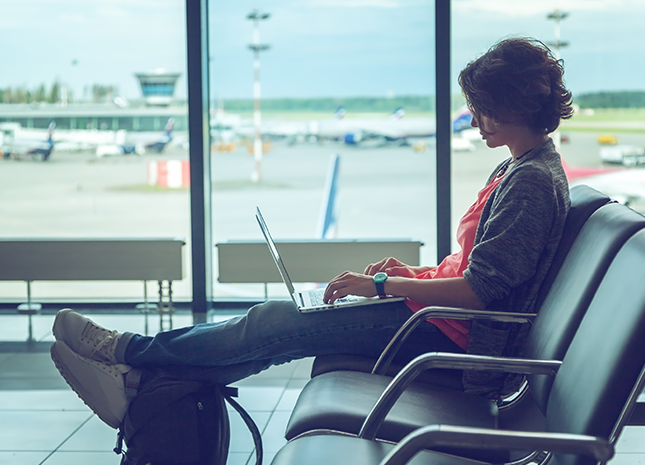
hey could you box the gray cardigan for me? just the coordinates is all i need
[461,138,570,398]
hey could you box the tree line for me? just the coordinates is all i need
[3,84,645,110]
[574,91,645,109]
[221,91,645,113]
[220,96,439,113]
[0,83,118,104]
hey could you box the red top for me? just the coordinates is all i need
[405,174,505,350]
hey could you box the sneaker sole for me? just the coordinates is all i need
[50,342,122,429]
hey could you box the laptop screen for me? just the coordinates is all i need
[255,207,297,297]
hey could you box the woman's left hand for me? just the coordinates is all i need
[323,271,378,303]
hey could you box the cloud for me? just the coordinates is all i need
[453,0,645,17]
[60,13,86,24]
[305,0,400,8]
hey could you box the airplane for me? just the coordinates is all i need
[95,118,175,158]
[565,161,645,206]
[558,146,645,207]
[1,121,55,161]
[310,106,475,147]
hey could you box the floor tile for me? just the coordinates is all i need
[42,451,122,465]
[261,411,292,453]
[263,451,278,465]
[0,353,61,380]
[229,411,271,453]
[0,389,87,411]
[292,357,314,379]
[0,451,51,465]
[615,426,645,453]
[0,353,68,390]
[228,451,254,465]
[0,411,92,450]
[275,379,308,412]
[609,454,645,465]
[57,416,118,452]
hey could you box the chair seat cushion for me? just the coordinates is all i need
[311,354,465,389]
[272,433,479,465]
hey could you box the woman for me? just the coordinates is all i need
[51,37,573,429]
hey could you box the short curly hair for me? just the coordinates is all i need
[458,37,574,135]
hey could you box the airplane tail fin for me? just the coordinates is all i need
[164,117,175,134]
[316,153,341,239]
[452,106,473,133]
[47,121,56,142]
[333,107,346,120]
[389,107,406,120]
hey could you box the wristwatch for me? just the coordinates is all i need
[373,272,388,297]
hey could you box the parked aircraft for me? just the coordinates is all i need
[568,165,645,206]
[95,118,175,158]
[306,106,474,147]
[561,155,645,206]
[0,122,55,161]
[600,145,645,167]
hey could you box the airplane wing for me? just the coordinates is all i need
[570,169,645,206]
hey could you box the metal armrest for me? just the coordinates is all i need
[372,306,536,375]
[360,352,561,440]
[380,425,614,465]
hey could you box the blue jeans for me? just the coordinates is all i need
[115,300,463,392]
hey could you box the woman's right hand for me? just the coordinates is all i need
[364,257,435,278]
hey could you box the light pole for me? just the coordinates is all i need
[546,9,569,60]
[546,9,569,151]
[247,9,270,183]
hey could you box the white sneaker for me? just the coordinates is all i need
[51,341,130,429]
[52,308,120,364]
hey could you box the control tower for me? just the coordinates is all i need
[135,69,181,106]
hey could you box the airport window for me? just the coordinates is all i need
[0,1,191,303]
[208,1,438,299]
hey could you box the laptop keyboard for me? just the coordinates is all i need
[306,289,355,307]
[307,289,326,307]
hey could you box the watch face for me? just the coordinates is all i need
[374,272,388,283]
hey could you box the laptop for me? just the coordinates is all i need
[255,207,405,312]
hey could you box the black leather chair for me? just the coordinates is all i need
[310,185,611,386]
[272,228,645,465]
[285,201,645,462]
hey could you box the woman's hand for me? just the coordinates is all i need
[323,271,378,304]
[364,257,435,278]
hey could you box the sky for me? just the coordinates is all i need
[2,0,645,102]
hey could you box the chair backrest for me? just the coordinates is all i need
[534,185,611,310]
[544,229,645,465]
[525,202,645,413]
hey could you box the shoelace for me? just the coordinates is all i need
[82,323,120,363]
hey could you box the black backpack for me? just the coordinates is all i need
[114,377,263,465]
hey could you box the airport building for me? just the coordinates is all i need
[0,69,186,132]
[0,103,188,132]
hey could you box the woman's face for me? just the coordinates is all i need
[470,112,513,149]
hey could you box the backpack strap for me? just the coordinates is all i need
[223,390,264,465]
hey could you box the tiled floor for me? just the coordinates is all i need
[0,311,643,465]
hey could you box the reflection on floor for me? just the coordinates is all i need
[0,312,643,465]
